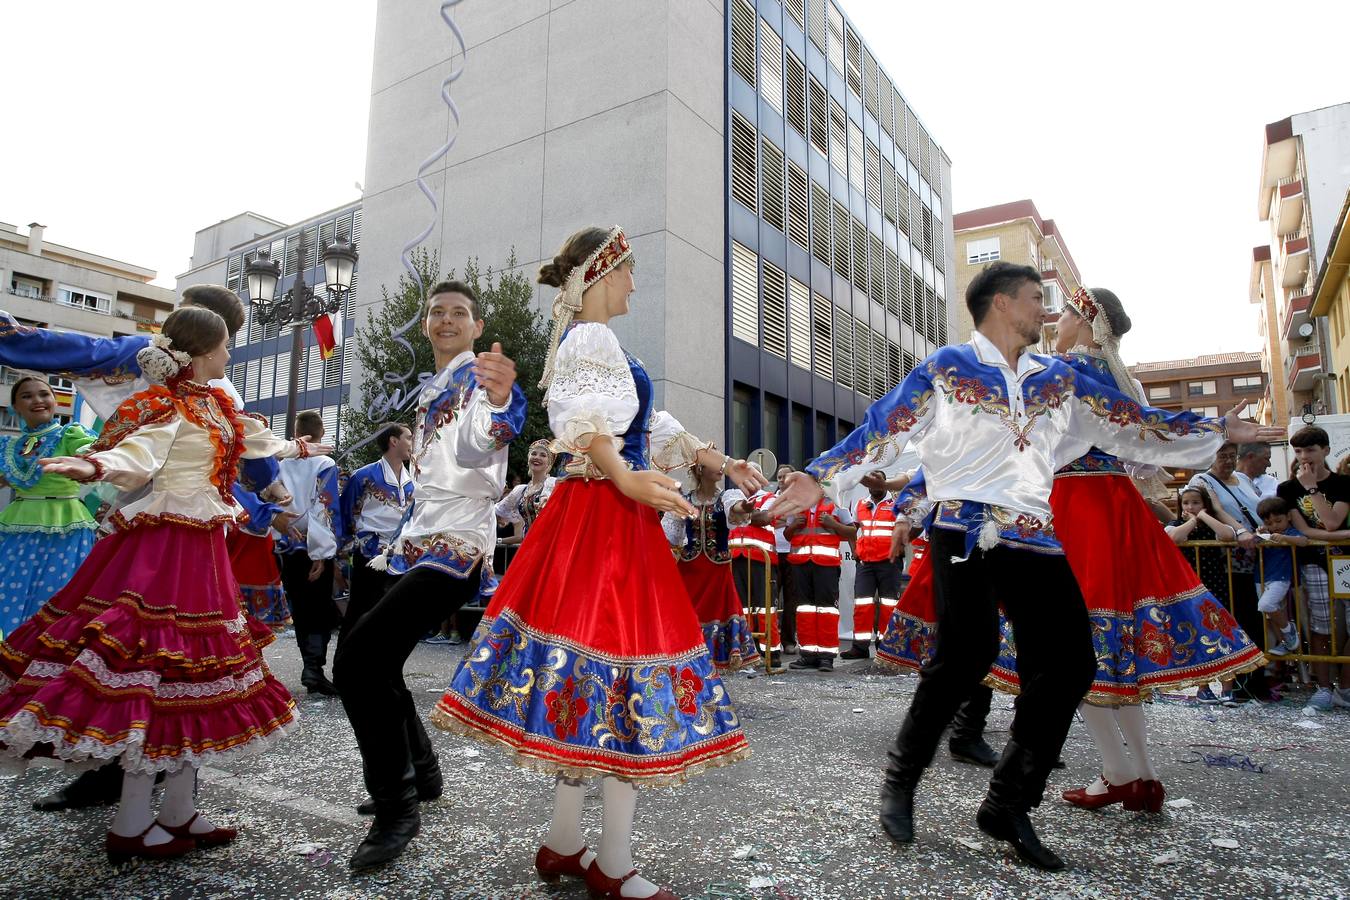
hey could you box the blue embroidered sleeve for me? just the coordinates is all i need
[239,456,281,493]
[232,483,282,536]
[892,471,929,520]
[1065,368,1226,469]
[456,381,528,468]
[0,313,146,377]
[338,468,368,554]
[306,463,343,560]
[806,363,936,493]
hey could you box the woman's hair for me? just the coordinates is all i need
[538,227,613,287]
[375,421,409,454]
[181,284,246,337]
[1086,287,1132,338]
[10,374,50,400]
[1179,485,1218,517]
[159,306,228,357]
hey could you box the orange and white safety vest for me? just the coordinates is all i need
[729,492,776,564]
[788,500,842,567]
[854,496,897,563]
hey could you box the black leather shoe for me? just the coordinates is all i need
[32,765,124,811]
[878,783,915,845]
[949,737,1000,768]
[976,799,1065,871]
[356,780,444,815]
[788,657,816,670]
[816,656,835,671]
[303,673,340,696]
[349,806,421,869]
[839,646,870,660]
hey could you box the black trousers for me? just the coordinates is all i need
[334,564,479,801]
[1228,577,1269,700]
[338,550,398,649]
[888,527,1095,811]
[279,552,337,634]
[853,559,903,645]
[951,684,994,745]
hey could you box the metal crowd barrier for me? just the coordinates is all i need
[1178,539,1350,666]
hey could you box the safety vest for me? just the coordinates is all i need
[788,500,842,567]
[729,492,776,564]
[854,496,897,563]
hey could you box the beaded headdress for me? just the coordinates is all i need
[538,226,633,397]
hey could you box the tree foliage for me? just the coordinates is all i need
[338,248,550,478]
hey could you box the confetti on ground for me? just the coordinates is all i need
[1152,851,1181,864]
[731,845,756,860]
[747,875,776,889]
[1211,838,1241,850]
[956,837,983,850]
[1295,719,1325,729]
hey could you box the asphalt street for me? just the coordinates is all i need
[0,638,1347,899]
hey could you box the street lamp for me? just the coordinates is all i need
[243,231,358,439]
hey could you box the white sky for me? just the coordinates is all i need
[5,0,1349,364]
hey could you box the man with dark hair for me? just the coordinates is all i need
[1278,425,1350,711]
[772,263,1282,869]
[276,410,343,695]
[425,279,480,319]
[338,422,413,647]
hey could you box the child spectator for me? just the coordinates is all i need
[1253,496,1305,657]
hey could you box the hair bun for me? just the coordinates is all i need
[537,255,572,288]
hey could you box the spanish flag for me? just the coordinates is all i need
[312,311,340,360]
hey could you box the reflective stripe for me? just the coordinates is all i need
[853,597,875,607]
[854,631,874,640]
[730,537,775,551]
[879,597,898,607]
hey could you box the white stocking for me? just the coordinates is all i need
[1115,703,1158,781]
[159,767,219,834]
[597,777,658,898]
[545,776,592,864]
[110,770,157,839]
[1079,703,1137,790]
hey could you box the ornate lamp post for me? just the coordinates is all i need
[244,232,358,438]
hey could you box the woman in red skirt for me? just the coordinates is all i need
[663,460,761,672]
[0,307,325,863]
[433,226,766,900]
[877,288,1265,814]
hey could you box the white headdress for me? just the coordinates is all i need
[135,333,193,385]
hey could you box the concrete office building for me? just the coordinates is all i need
[176,205,361,441]
[0,221,176,433]
[357,0,955,467]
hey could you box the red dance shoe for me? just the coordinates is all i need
[157,813,238,847]
[1140,779,1165,813]
[105,825,197,865]
[534,844,592,882]
[584,860,679,899]
[1061,777,1144,811]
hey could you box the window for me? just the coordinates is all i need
[56,286,111,314]
[730,241,758,345]
[966,237,1000,264]
[1187,380,1216,397]
[826,2,844,75]
[893,89,908,156]
[730,0,756,87]
[1042,282,1063,312]
[1148,386,1171,401]
[784,0,804,29]
[784,49,806,137]
[900,258,915,327]
[758,18,782,115]
[879,73,894,137]
[790,404,808,469]
[851,218,867,292]
[732,384,754,459]
[833,310,854,390]
[847,120,864,193]
[1232,375,1262,391]
[832,202,850,279]
[10,276,43,298]
[862,48,879,120]
[786,161,809,249]
[884,246,901,319]
[807,76,828,157]
[807,0,826,52]
[810,182,831,265]
[761,138,785,231]
[829,99,847,175]
[811,293,833,381]
[843,25,861,96]
[762,262,787,359]
[1190,406,1220,418]
[881,158,897,224]
[788,277,811,370]
[730,111,757,212]
[869,234,885,303]
[764,394,784,461]
[865,141,881,209]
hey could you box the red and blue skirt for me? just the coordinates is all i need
[432,478,750,785]
[0,519,297,773]
[677,555,760,673]
[877,474,1266,704]
[226,529,291,629]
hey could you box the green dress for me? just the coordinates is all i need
[0,422,99,636]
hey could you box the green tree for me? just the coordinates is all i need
[338,248,550,477]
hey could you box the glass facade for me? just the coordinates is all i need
[223,205,360,444]
[725,0,950,466]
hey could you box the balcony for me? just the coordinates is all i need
[1281,293,1312,341]
[1274,176,1305,237]
[1281,231,1311,288]
[1285,343,1322,392]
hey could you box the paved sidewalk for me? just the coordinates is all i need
[1,639,1348,899]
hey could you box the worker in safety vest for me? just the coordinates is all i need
[783,498,853,671]
[841,471,903,660]
[730,487,781,664]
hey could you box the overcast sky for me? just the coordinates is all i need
[5,0,1349,363]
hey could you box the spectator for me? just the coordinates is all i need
[1277,425,1350,712]
[1235,442,1278,500]
[1338,454,1350,477]
[1188,444,1270,701]
[1253,496,1306,657]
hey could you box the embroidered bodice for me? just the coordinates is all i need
[546,322,706,477]
[663,488,747,563]
[806,331,1225,524]
[496,476,557,536]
